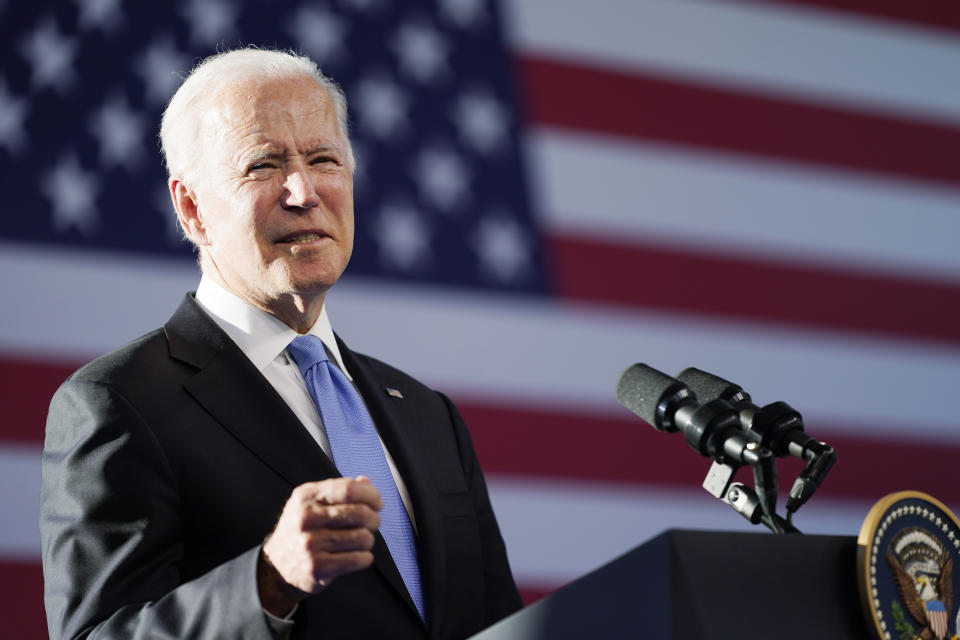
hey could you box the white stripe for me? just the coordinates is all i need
[528,128,960,282]
[505,0,960,125]
[3,243,957,441]
[0,243,200,361]
[0,444,41,559]
[488,474,922,585]
[330,279,960,440]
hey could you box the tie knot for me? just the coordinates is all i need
[287,334,330,375]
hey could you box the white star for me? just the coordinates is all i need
[371,200,432,272]
[452,88,509,154]
[181,0,239,47]
[42,154,100,236]
[20,17,77,94]
[0,79,29,156]
[340,0,385,12]
[288,7,346,65]
[89,94,147,169]
[472,214,530,283]
[390,21,449,84]
[74,0,124,33]
[353,75,410,140]
[412,144,470,212]
[440,0,488,29]
[136,37,191,106]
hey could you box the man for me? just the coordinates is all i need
[40,48,522,639]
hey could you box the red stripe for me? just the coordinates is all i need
[517,55,960,188]
[3,552,554,633]
[459,400,960,506]
[518,584,559,606]
[737,0,960,35]
[0,559,47,639]
[0,355,74,444]
[0,557,556,635]
[549,233,960,346]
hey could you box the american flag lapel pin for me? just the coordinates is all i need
[385,387,404,399]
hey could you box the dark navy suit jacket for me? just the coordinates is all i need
[40,294,521,639]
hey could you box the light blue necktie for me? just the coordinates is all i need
[286,335,425,620]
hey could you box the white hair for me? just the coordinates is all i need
[159,47,355,183]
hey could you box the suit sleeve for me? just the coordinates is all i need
[40,378,280,640]
[438,392,523,626]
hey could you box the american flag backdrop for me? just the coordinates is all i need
[2,0,960,636]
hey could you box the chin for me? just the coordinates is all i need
[282,258,348,289]
[285,274,341,297]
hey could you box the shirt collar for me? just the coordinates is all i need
[194,275,353,380]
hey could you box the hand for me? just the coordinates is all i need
[257,476,383,616]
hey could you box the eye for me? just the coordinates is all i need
[248,162,274,172]
[310,155,339,166]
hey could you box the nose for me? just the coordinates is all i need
[281,167,320,210]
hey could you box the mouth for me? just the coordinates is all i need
[277,231,328,245]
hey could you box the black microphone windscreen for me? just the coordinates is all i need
[677,367,742,404]
[616,363,684,427]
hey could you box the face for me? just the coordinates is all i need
[173,75,354,326]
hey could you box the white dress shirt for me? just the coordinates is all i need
[194,275,416,526]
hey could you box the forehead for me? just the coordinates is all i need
[202,76,340,151]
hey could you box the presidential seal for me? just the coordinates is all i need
[858,492,960,640]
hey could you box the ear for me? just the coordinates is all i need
[169,178,209,245]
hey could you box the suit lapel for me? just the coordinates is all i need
[338,338,446,630]
[164,295,340,488]
[165,296,433,626]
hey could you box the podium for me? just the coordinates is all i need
[471,529,873,639]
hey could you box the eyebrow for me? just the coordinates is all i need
[244,151,284,165]
[243,144,342,165]
[305,144,342,157]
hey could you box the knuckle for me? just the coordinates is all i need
[295,509,314,531]
[358,529,375,549]
[343,484,358,503]
[324,504,344,524]
[358,550,375,567]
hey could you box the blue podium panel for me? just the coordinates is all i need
[472,529,873,640]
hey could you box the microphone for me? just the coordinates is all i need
[617,363,750,462]
[676,367,836,515]
[616,364,781,528]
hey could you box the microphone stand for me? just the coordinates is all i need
[702,459,801,534]
[615,363,831,534]
[673,368,836,534]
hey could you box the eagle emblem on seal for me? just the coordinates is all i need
[887,527,956,640]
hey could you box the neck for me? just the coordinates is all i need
[201,267,328,334]
[264,293,327,334]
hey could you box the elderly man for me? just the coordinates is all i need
[40,48,522,639]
